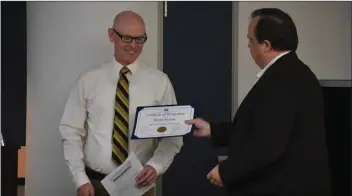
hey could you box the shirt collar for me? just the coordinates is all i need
[256,51,290,79]
[113,58,139,75]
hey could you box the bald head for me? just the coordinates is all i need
[113,10,145,32]
[108,10,147,66]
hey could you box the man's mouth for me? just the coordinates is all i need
[127,50,136,54]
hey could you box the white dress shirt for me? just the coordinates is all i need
[256,51,291,79]
[59,58,183,189]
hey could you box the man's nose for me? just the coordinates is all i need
[129,40,137,48]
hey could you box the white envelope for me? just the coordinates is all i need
[101,152,155,196]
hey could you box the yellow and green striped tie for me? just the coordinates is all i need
[112,67,130,165]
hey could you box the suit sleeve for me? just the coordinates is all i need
[218,80,297,186]
[210,122,233,147]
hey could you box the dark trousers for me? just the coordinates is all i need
[89,178,110,196]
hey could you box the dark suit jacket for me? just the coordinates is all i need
[211,52,331,196]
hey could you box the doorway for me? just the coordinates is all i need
[161,2,234,196]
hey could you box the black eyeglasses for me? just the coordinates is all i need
[113,29,148,44]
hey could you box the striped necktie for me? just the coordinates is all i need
[112,66,130,165]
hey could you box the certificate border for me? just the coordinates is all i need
[131,104,194,140]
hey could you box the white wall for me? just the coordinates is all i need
[236,1,352,105]
[26,2,159,196]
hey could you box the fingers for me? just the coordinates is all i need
[136,168,148,181]
[185,118,205,124]
[78,189,87,196]
[88,184,95,196]
[193,130,203,137]
[210,178,216,185]
[184,119,197,125]
[212,180,223,187]
[206,172,211,180]
[143,171,157,186]
[207,173,223,187]
[78,188,90,196]
[193,128,210,137]
[78,183,94,196]
[136,168,154,186]
[208,176,223,187]
[137,170,151,185]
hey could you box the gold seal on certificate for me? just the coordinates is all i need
[132,105,195,139]
[157,126,167,133]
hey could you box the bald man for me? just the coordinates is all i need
[59,11,183,196]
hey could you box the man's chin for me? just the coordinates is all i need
[125,58,138,65]
[129,54,138,59]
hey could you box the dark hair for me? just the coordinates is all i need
[251,8,298,52]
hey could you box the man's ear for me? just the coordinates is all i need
[263,40,272,53]
[108,28,114,43]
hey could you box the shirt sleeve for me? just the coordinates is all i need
[59,76,90,190]
[145,74,184,175]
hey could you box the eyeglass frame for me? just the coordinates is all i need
[112,28,148,44]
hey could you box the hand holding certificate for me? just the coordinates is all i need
[132,105,195,139]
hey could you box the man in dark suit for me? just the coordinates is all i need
[186,8,331,196]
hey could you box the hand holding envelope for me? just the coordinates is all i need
[101,152,156,196]
[135,165,157,187]
[131,105,195,139]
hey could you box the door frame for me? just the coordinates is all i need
[156,3,165,196]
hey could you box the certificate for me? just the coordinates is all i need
[101,152,155,196]
[131,105,194,139]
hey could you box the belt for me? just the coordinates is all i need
[85,166,107,181]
